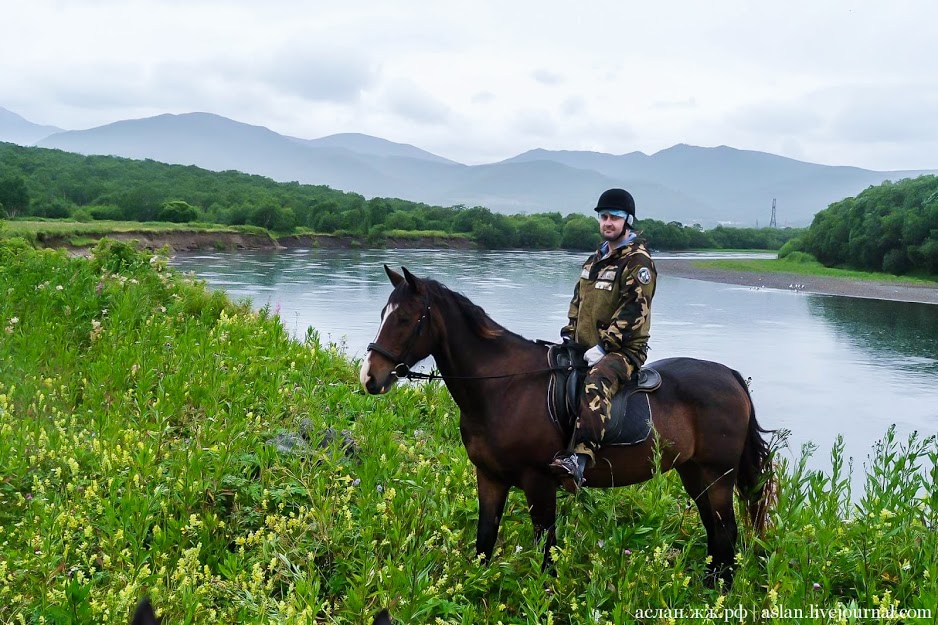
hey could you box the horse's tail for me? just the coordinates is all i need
[731,369,776,536]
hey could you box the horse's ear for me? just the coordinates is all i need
[384,265,405,287]
[401,267,422,292]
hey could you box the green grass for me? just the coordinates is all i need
[66,237,100,248]
[1,239,935,624]
[696,257,938,285]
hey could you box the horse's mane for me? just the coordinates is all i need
[396,278,526,342]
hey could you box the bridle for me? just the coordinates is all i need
[366,293,432,378]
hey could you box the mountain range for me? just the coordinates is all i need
[0,107,63,146]
[2,106,935,227]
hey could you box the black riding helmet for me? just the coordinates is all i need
[594,188,636,225]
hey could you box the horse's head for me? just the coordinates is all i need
[360,266,435,394]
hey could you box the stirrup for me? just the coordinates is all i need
[549,452,587,492]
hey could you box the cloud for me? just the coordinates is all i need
[46,65,151,110]
[560,96,586,117]
[3,0,938,170]
[383,79,451,125]
[532,68,563,85]
[652,97,697,110]
[728,101,825,137]
[260,42,379,104]
[708,83,938,169]
[471,91,496,104]
[512,108,557,139]
[727,84,938,145]
[825,86,938,143]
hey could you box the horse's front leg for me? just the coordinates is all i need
[521,472,558,571]
[475,470,510,563]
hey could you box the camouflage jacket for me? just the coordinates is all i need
[561,237,656,367]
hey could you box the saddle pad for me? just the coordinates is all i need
[545,343,656,446]
[604,389,653,446]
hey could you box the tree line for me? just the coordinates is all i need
[789,175,938,275]
[1,142,798,251]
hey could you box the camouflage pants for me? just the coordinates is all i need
[572,352,636,464]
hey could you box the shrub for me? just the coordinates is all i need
[72,208,93,222]
[782,251,819,264]
[778,237,803,259]
[0,236,32,261]
[882,248,911,275]
[88,204,125,221]
[88,239,151,274]
[157,200,200,223]
[561,217,598,251]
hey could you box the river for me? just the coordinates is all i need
[171,248,938,488]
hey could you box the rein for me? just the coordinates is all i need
[400,364,583,382]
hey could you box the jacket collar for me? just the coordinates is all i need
[599,231,637,258]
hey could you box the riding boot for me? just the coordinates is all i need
[548,451,589,493]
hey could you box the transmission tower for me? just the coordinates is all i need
[769,198,777,228]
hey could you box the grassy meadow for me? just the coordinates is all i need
[0,239,935,624]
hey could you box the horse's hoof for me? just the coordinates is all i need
[704,566,734,592]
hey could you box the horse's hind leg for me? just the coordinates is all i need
[475,470,510,563]
[677,462,714,542]
[701,465,738,588]
[679,462,737,588]
[678,464,718,584]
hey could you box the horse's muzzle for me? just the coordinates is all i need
[360,355,397,394]
[364,376,395,395]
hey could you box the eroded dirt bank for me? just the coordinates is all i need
[42,230,476,254]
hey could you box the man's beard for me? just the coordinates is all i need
[602,225,625,242]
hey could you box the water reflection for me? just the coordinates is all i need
[807,296,938,380]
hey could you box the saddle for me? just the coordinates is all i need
[546,343,661,446]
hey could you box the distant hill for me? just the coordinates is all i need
[38,112,407,198]
[0,107,63,145]
[25,108,937,227]
[296,133,458,164]
[503,145,936,227]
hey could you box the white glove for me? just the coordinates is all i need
[584,344,605,367]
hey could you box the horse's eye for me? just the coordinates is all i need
[397,316,412,325]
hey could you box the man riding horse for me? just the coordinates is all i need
[549,188,657,492]
[363,240,771,586]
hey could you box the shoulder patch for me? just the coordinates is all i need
[637,267,652,285]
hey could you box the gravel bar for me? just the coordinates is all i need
[654,258,938,305]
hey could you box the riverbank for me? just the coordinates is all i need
[9,220,937,304]
[656,257,938,305]
[7,222,476,253]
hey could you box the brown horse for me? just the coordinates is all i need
[360,266,774,585]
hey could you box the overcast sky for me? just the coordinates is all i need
[4,0,937,170]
